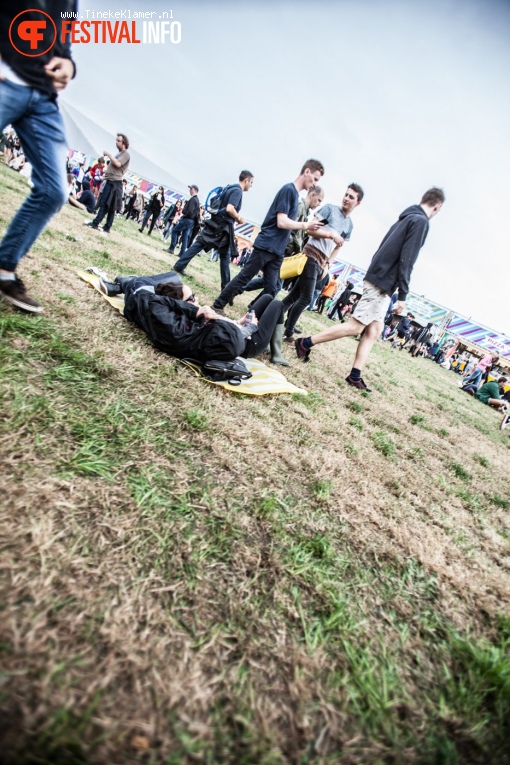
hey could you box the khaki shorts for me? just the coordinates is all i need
[352,281,391,326]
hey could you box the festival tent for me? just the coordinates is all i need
[59,100,189,196]
[60,100,262,242]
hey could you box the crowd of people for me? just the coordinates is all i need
[0,6,507,430]
[3,114,508,426]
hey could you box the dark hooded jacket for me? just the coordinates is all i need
[124,290,246,362]
[365,205,429,300]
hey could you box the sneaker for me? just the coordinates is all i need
[99,229,109,237]
[283,335,295,345]
[167,248,175,254]
[83,220,98,229]
[500,413,510,431]
[295,337,311,362]
[0,276,43,313]
[345,375,372,392]
[99,278,121,297]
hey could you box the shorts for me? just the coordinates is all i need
[352,281,391,326]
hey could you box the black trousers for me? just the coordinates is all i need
[281,257,322,336]
[213,247,282,310]
[243,294,284,357]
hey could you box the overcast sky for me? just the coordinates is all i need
[61,0,510,335]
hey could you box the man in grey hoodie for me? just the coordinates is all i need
[294,187,445,391]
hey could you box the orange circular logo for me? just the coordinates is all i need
[9,9,57,57]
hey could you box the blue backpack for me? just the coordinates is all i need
[205,185,232,215]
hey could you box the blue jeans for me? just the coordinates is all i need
[462,368,483,389]
[169,218,194,252]
[0,80,68,272]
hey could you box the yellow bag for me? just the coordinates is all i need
[280,252,307,280]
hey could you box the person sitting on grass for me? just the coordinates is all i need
[99,273,287,364]
[68,179,96,214]
[462,376,508,412]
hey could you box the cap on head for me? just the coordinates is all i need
[188,184,199,192]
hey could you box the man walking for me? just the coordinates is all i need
[0,2,77,313]
[282,183,363,341]
[85,134,130,236]
[295,187,445,392]
[166,185,200,255]
[173,171,254,290]
[212,159,325,313]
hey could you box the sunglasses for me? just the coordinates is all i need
[185,293,196,303]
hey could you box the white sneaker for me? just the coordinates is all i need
[500,413,510,431]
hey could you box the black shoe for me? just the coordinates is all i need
[83,221,99,229]
[345,375,372,392]
[0,276,43,313]
[99,278,122,297]
[173,267,186,276]
[167,248,175,254]
[295,338,311,362]
[294,325,303,334]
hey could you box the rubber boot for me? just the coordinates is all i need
[270,324,290,366]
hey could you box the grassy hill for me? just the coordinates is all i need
[1,163,509,765]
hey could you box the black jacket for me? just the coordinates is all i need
[124,290,246,362]
[365,205,429,300]
[0,2,77,96]
[182,195,200,221]
[336,287,352,308]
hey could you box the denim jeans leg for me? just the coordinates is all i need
[169,220,183,250]
[179,219,193,253]
[0,81,68,272]
[170,218,192,251]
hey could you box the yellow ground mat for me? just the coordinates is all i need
[78,269,307,397]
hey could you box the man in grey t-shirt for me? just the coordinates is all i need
[85,133,130,236]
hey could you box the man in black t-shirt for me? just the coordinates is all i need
[167,185,200,255]
[173,171,254,290]
[212,159,325,313]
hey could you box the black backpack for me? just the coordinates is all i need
[201,358,252,386]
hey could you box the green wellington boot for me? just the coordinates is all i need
[270,324,290,366]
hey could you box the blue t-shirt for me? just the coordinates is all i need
[254,183,299,256]
[316,204,353,240]
[217,184,243,221]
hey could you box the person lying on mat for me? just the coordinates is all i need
[99,272,286,364]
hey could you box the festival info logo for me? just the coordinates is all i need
[9,9,57,57]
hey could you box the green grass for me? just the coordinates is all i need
[371,430,396,457]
